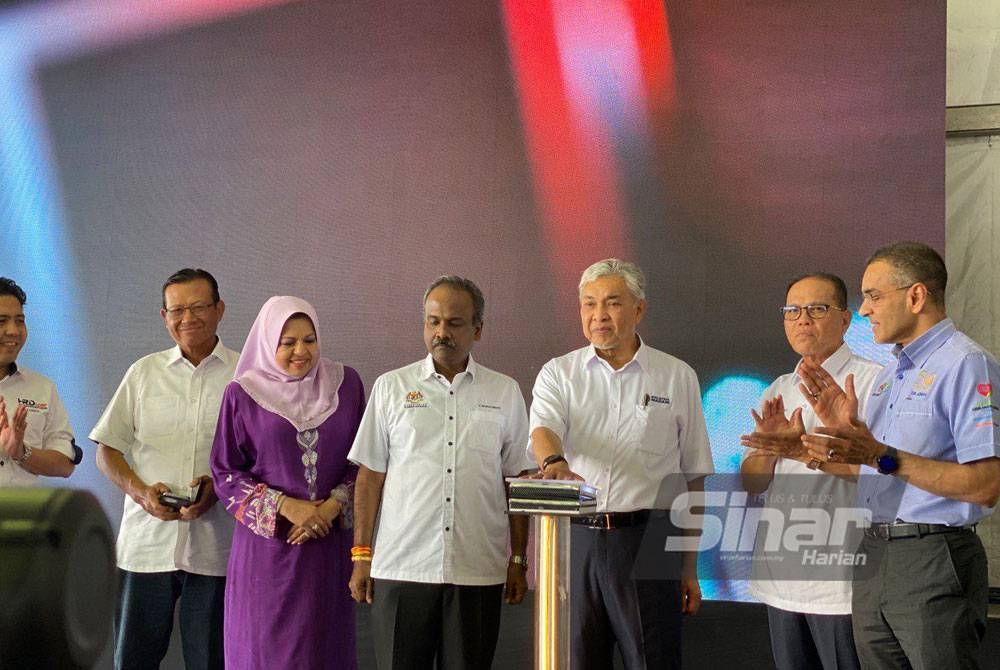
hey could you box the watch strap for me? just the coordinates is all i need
[875,446,900,475]
[541,454,567,471]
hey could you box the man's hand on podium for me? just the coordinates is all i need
[540,460,584,481]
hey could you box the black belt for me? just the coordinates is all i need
[571,510,650,529]
[865,522,976,541]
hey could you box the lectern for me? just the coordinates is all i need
[508,478,597,669]
[529,512,572,669]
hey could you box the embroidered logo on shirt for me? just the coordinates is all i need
[872,380,892,397]
[977,383,992,397]
[477,404,502,411]
[648,395,671,405]
[17,397,47,410]
[404,391,427,408]
[907,371,936,399]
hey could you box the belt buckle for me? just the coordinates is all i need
[581,513,612,530]
[872,524,891,541]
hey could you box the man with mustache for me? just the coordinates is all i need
[0,276,79,487]
[529,259,714,669]
[348,275,532,669]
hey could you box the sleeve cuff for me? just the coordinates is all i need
[330,482,354,529]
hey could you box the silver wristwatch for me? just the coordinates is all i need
[13,443,32,465]
[510,555,528,570]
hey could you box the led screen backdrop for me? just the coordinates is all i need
[5,0,942,601]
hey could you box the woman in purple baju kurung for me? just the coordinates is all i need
[211,296,363,669]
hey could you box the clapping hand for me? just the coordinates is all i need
[798,362,858,428]
[740,395,808,461]
[0,397,28,460]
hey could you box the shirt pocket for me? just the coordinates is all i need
[897,399,933,417]
[387,419,417,464]
[23,406,48,447]
[138,395,179,439]
[468,409,504,455]
[200,390,223,439]
[895,399,934,449]
[634,404,678,466]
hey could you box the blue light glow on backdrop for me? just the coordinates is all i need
[0,29,98,457]
[697,311,890,601]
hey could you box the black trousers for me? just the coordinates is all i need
[370,579,503,670]
[570,519,684,670]
[766,606,860,670]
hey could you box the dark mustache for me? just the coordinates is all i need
[433,338,455,349]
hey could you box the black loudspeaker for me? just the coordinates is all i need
[0,488,116,668]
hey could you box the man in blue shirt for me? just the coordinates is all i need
[798,242,1000,668]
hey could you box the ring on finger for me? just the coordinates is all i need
[827,448,836,459]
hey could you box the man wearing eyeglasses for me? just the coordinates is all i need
[92,268,238,670]
[740,273,881,670]
[793,242,1000,669]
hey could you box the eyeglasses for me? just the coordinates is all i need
[163,302,216,321]
[780,304,847,321]
[860,284,914,304]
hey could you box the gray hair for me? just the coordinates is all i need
[423,275,486,325]
[578,259,646,301]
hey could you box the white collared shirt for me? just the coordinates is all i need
[529,341,714,512]
[746,342,882,614]
[0,364,76,487]
[348,354,531,585]
[89,341,239,576]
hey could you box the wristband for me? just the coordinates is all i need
[541,454,567,471]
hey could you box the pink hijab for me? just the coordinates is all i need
[234,296,344,432]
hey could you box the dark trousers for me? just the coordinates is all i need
[851,530,988,669]
[570,521,683,670]
[370,579,503,670]
[767,606,860,670]
[114,569,225,670]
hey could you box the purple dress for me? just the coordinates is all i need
[211,366,364,670]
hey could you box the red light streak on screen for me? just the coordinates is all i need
[501,0,675,321]
[626,0,676,135]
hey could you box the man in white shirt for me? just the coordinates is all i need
[0,277,78,485]
[92,269,238,670]
[739,273,881,670]
[348,275,532,669]
[529,258,714,669]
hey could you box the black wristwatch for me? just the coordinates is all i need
[541,454,567,471]
[875,446,900,475]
